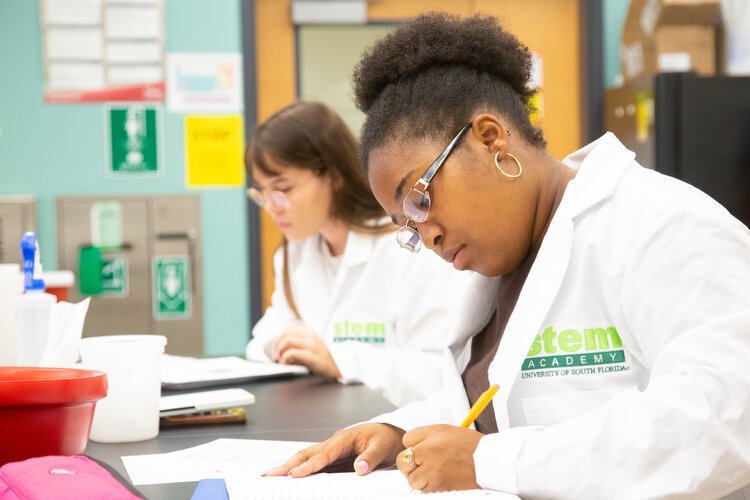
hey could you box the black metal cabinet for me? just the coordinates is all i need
[606,73,750,227]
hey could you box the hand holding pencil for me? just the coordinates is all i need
[396,383,499,492]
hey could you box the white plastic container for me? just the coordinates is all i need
[80,334,167,443]
[14,291,56,366]
[0,264,22,365]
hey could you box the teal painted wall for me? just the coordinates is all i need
[603,0,632,88]
[0,0,250,356]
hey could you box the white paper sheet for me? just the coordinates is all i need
[44,0,101,25]
[121,438,314,485]
[122,438,519,498]
[47,62,105,91]
[39,297,90,367]
[107,64,163,85]
[160,354,308,389]
[105,5,161,39]
[106,41,161,63]
[226,470,410,499]
[46,27,103,60]
[225,470,520,499]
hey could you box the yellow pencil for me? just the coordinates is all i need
[460,384,499,428]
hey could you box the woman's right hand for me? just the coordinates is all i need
[273,323,342,379]
[263,423,405,478]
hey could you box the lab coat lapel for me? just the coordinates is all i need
[324,231,373,326]
[446,274,502,425]
[487,133,635,430]
[292,235,334,317]
[488,213,574,430]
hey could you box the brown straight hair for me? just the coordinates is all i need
[246,102,394,318]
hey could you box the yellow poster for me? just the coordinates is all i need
[636,92,653,144]
[528,52,544,128]
[185,115,245,187]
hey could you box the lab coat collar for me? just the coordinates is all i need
[560,132,636,219]
[487,133,636,430]
[337,229,377,271]
[292,229,380,317]
[295,228,375,276]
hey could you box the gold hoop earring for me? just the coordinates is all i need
[494,152,522,178]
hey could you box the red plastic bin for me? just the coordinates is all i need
[0,367,108,466]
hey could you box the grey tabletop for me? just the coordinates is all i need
[85,376,396,499]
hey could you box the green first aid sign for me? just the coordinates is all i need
[101,257,128,296]
[153,256,192,320]
[107,105,162,176]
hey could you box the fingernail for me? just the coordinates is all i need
[287,467,297,477]
[356,460,369,474]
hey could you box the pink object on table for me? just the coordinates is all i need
[0,455,142,499]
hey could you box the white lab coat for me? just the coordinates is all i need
[373,133,750,499]
[246,229,478,407]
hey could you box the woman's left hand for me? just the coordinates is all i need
[274,324,342,379]
[396,424,483,493]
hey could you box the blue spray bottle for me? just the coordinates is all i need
[14,232,56,366]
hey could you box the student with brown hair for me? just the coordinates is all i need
[245,101,477,408]
[265,14,750,498]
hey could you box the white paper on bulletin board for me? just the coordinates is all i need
[166,53,244,113]
[40,0,165,103]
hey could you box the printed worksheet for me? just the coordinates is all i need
[122,438,313,485]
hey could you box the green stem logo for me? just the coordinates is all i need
[522,326,626,371]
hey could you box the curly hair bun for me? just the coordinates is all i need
[352,12,534,114]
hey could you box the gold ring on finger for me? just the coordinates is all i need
[401,447,415,467]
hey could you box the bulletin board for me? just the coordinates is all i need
[40,0,165,103]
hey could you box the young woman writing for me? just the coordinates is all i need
[266,14,750,498]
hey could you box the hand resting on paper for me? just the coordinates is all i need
[264,422,484,493]
[272,323,342,379]
[263,423,404,478]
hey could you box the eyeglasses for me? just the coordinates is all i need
[247,170,321,211]
[396,122,472,252]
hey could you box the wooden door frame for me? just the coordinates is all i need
[241,0,263,328]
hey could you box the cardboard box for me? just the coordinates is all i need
[621,0,722,82]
